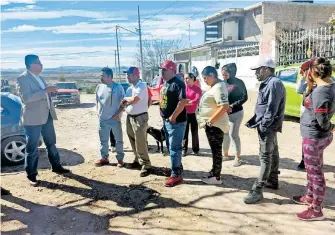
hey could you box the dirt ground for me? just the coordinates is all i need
[1,92,335,235]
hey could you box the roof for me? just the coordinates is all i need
[169,39,222,54]
[202,2,262,22]
[202,1,334,23]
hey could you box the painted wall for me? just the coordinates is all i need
[190,56,259,92]
[218,55,259,90]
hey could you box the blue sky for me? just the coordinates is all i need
[1,0,331,69]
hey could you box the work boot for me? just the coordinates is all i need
[243,190,263,204]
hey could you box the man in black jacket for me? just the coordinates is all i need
[244,57,286,204]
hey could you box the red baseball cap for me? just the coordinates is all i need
[160,60,177,71]
[123,66,140,76]
[300,58,316,75]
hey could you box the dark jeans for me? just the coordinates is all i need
[110,129,116,147]
[252,129,280,192]
[183,113,199,153]
[24,114,61,178]
[205,126,224,178]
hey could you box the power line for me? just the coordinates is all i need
[147,1,222,42]
[141,1,180,23]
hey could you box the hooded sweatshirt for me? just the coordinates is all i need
[223,63,248,114]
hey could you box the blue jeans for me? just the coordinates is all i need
[163,120,186,177]
[99,118,124,161]
[24,114,61,177]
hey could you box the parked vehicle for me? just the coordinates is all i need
[52,82,81,106]
[1,79,11,92]
[276,62,335,123]
[149,75,201,103]
[1,92,42,165]
[120,82,130,93]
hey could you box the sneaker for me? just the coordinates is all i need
[202,171,214,179]
[52,166,71,174]
[264,181,279,190]
[111,147,116,153]
[232,157,243,167]
[292,195,313,205]
[165,177,183,187]
[126,161,141,169]
[117,160,124,168]
[140,167,151,177]
[182,151,187,157]
[95,158,109,167]
[201,176,222,185]
[243,190,263,204]
[297,160,305,171]
[27,175,39,186]
[296,208,324,221]
[193,151,199,156]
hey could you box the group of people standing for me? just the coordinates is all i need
[14,54,334,222]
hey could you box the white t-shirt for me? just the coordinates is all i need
[197,81,230,133]
[28,71,50,109]
[125,81,148,115]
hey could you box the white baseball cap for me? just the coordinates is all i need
[250,57,275,70]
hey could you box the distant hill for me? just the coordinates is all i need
[1,66,129,80]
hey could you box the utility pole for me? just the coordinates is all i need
[114,50,117,78]
[189,22,192,48]
[138,5,144,81]
[115,26,121,82]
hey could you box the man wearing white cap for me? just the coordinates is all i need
[244,57,286,204]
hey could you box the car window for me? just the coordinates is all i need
[278,68,298,83]
[56,83,77,89]
[151,77,159,87]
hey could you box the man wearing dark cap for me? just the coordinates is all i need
[159,60,188,187]
[244,57,286,204]
[16,54,70,186]
[121,67,151,177]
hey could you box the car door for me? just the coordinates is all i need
[277,67,302,117]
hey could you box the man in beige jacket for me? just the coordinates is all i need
[16,54,70,186]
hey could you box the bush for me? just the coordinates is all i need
[85,86,96,94]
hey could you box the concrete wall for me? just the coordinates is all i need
[263,2,335,30]
[223,18,239,41]
[242,7,263,42]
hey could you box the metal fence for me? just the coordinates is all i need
[217,44,259,59]
[277,26,335,66]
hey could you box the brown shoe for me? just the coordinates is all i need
[95,158,109,167]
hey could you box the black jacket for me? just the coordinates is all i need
[224,63,248,114]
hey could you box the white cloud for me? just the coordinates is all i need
[1,46,137,69]
[1,10,127,21]
[1,0,36,5]
[5,15,204,36]
[4,4,43,11]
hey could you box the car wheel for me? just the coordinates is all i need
[1,136,26,165]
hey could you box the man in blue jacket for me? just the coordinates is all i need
[245,57,286,204]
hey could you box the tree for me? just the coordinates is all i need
[135,39,183,82]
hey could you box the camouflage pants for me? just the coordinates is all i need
[205,126,224,178]
[303,134,333,211]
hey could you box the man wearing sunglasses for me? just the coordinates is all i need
[244,57,286,204]
[16,54,70,186]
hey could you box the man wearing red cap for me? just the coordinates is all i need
[159,60,188,187]
[122,67,151,177]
